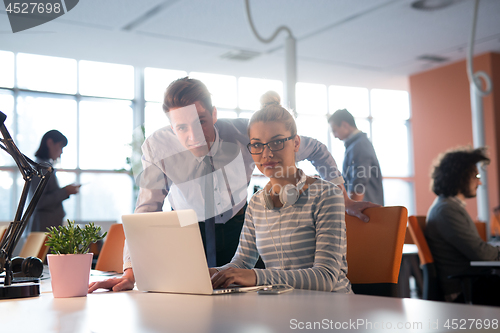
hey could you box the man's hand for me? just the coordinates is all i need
[88,268,135,293]
[338,183,380,222]
[345,198,380,222]
[211,267,256,289]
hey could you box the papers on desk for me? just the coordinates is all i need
[470,261,500,267]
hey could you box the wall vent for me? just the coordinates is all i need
[417,54,449,63]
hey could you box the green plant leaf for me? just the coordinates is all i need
[45,220,107,254]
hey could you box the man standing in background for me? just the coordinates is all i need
[328,109,384,205]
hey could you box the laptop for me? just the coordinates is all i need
[121,210,266,295]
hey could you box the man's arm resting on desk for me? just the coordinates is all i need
[88,268,135,293]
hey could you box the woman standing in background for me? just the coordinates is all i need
[29,130,80,232]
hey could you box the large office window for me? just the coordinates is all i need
[0,54,135,225]
[0,51,15,88]
[17,53,77,94]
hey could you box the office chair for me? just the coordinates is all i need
[473,221,487,242]
[491,213,500,237]
[94,223,126,273]
[407,215,444,301]
[19,232,50,262]
[346,206,407,297]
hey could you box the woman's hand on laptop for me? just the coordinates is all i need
[211,267,257,289]
[88,268,135,293]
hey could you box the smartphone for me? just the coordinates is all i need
[258,285,294,295]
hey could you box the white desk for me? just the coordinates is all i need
[471,261,500,267]
[1,276,500,333]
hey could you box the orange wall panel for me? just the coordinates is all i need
[410,53,500,220]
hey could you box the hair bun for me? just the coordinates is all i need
[260,91,281,109]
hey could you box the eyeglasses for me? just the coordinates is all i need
[247,135,295,155]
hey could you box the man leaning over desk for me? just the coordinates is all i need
[88,77,377,293]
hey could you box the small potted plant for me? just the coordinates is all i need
[45,220,107,298]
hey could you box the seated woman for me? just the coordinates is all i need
[210,92,352,293]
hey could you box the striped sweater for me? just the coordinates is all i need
[219,178,352,293]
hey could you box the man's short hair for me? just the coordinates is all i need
[328,109,357,128]
[162,77,213,114]
[431,146,489,197]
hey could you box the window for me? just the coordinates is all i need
[80,173,133,220]
[238,77,283,111]
[17,53,77,94]
[295,83,328,175]
[145,68,187,103]
[329,86,369,118]
[145,102,169,138]
[217,110,237,119]
[1,54,136,226]
[0,51,14,88]
[79,99,133,170]
[383,179,415,214]
[189,72,237,109]
[79,60,134,99]
[57,171,77,220]
[0,171,13,220]
[296,114,330,176]
[371,89,410,120]
[16,93,78,169]
[296,82,327,115]
[0,90,14,167]
[371,119,410,177]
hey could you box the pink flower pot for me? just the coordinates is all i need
[47,253,93,298]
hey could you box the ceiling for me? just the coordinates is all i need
[1,0,500,90]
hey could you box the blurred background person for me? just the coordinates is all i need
[328,109,384,206]
[28,130,80,232]
[426,147,500,305]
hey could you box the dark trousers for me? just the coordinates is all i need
[198,206,264,268]
[453,274,500,306]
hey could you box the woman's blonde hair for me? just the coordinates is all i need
[248,91,297,136]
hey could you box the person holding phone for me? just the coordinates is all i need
[28,130,80,232]
[209,91,352,293]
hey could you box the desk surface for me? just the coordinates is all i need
[471,261,500,267]
[2,276,500,333]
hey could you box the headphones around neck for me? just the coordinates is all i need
[263,170,307,210]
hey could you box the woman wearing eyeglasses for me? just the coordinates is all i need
[210,91,352,293]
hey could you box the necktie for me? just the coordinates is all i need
[204,155,217,267]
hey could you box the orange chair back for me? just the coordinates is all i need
[404,216,426,244]
[346,206,408,284]
[491,214,500,236]
[0,225,8,243]
[407,216,434,265]
[404,227,414,244]
[474,221,487,242]
[19,232,50,262]
[95,223,126,273]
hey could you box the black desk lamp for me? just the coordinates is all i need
[0,110,54,299]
